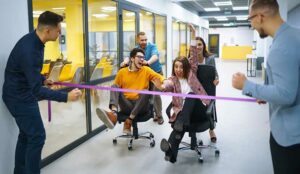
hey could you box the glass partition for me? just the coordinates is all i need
[179,22,187,57]
[172,20,180,59]
[155,14,167,65]
[139,10,154,43]
[122,9,136,58]
[32,0,86,158]
[88,0,117,80]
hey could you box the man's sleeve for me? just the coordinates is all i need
[150,44,159,56]
[242,49,298,105]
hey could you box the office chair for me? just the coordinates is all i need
[112,102,155,151]
[166,64,220,163]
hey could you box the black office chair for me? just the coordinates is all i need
[166,64,220,163]
[112,102,155,150]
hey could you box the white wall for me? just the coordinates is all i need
[0,0,29,173]
[288,4,300,28]
[125,0,209,76]
[209,27,254,58]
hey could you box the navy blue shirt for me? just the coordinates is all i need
[2,31,67,103]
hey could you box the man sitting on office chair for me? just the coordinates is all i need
[96,48,166,134]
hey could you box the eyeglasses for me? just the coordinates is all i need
[247,14,258,21]
[135,55,145,59]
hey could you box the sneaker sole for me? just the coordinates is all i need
[96,108,115,129]
[160,139,170,152]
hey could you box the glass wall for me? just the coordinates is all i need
[87,0,117,130]
[32,0,86,158]
[140,10,154,43]
[172,20,180,59]
[155,14,167,74]
[179,22,187,57]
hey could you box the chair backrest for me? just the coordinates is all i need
[47,64,63,81]
[197,65,216,96]
[90,67,103,81]
[71,67,84,83]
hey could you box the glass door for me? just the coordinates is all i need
[118,3,139,62]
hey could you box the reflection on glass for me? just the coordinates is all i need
[179,22,187,57]
[172,20,180,58]
[140,10,154,43]
[155,14,166,64]
[88,0,117,80]
[32,0,86,159]
[123,9,136,58]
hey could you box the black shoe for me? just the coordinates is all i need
[160,139,172,160]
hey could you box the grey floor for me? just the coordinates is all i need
[41,60,273,174]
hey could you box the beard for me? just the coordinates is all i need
[258,28,268,38]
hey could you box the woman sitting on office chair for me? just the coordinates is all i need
[159,43,211,163]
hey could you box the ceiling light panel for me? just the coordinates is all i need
[214,1,233,6]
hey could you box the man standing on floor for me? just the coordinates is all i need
[232,0,300,173]
[121,32,164,124]
[2,11,82,174]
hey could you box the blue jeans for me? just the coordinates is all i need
[4,101,45,174]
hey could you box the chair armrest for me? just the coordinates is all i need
[206,100,215,116]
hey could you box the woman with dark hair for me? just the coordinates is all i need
[159,43,211,163]
[194,35,219,143]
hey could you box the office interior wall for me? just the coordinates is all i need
[0,1,28,173]
[209,27,254,58]
[288,5,300,28]
[125,0,209,76]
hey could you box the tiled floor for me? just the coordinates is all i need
[41,59,273,174]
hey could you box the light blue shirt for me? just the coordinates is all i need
[243,23,300,146]
[137,42,162,73]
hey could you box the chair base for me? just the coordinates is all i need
[113,131,155,150]
[179,140,220,163]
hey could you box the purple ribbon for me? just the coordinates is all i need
[54,82,256,102]
[47,82,256,122]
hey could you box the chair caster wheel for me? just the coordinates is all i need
[150,140,155,147]
[215,150,220,157]
[113,139,117,145]
[198,140,203,146]
[128,146,133,150]
[150,133,154,138]
[198,158,203,163]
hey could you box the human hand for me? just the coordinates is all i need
[188,24,196,33]
[68,88,82,101]
[44,79,54,87]
[232,72,246,90]
[120,57,130,67]
[213,79,219,86]
[152,78,163,90]
[257,100,267,105]
[142,60,149,66]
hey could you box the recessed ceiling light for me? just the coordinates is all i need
[214,1,232,6]
[204,8,220,12]
[233,6,249,10]
[92,14,109,18]
[215,17,228,21]
[52,7,65,10]
[101,6,116,12]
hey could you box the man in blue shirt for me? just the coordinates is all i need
[3,11,82,174]
[121,32,164,125]
[232,0,300,173]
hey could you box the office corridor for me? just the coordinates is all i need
[42,60,272,174]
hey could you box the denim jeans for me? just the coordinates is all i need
[4,101,45,174]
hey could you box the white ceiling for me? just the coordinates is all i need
[288,0,300,11]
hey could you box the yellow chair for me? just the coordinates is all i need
[102,64,113,77]
[41,63,50,75]
[58,64,73,82]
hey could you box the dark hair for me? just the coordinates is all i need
[137,31,146,38]
[195,36,212,58]
[172,56,190,79]
[130,48,145,58]
[251,0,279,16]
[38,11,63,28]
